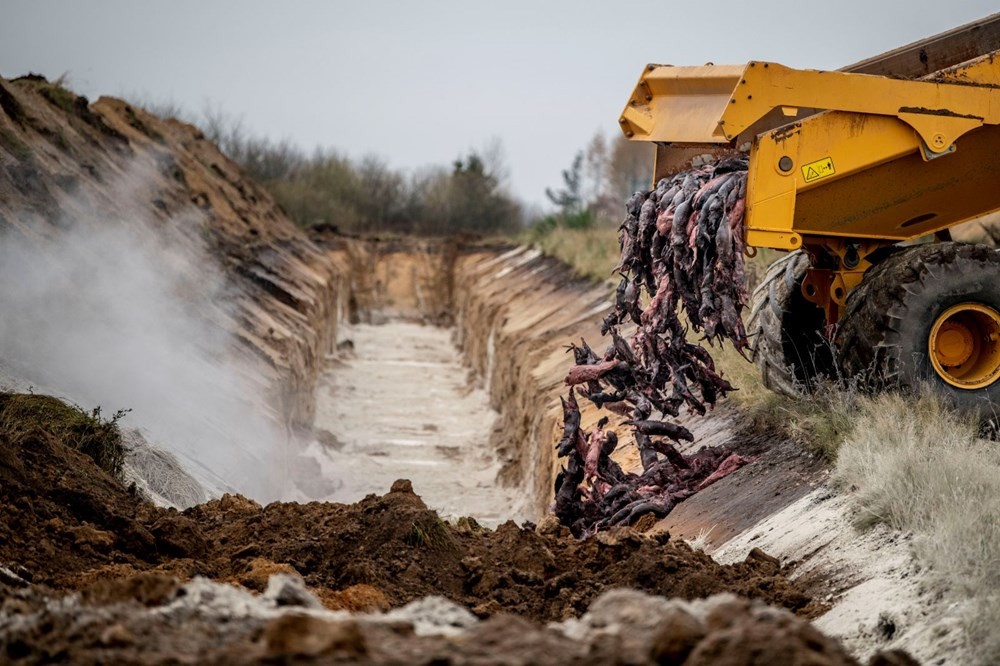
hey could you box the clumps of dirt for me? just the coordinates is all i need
[0,392,210,590]
[554,161,754,535]
[0,391,922,664]
[10,74,130,147]
[0,401,815,622]
[0,578,914,665]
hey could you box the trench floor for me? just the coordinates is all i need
[307,321,527,525]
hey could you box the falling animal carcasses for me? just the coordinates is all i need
[553,158,752,537]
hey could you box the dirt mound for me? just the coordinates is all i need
[182,480,816,621]
[0,393,815,623]
[0,395,192,588]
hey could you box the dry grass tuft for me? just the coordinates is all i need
[526,225,620,281]
[0,392,129,480]
[684,526,716,552]
[714,344,859,459]
[833,389,1000,663]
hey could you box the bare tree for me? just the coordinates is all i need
[609,135,654,201]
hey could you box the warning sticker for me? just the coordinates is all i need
[801,157,835,183]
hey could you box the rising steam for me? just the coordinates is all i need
[0,206,287,501]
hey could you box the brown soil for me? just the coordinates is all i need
[187,482,817,620]
[4,396,917,665]
[0,420,817,622]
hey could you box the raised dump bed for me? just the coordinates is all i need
[618,14,1000,409]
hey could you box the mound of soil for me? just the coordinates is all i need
[0,393,816,623]
[183,479,816,620]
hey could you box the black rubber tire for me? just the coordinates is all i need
[837,242,1000,414]
[747,251,832,397]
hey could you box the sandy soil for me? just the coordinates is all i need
[307,322,531,525]
[712,488,968,665]
[630,410,956,664]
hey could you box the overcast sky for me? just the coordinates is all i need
[1,1,996,208]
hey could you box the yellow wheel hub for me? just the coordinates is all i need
[929,303,1000,389]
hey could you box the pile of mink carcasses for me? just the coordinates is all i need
[553,158,754,537]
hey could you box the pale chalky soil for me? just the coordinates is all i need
[309,322,530,525]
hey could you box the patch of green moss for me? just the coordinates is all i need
[36,82,79,115]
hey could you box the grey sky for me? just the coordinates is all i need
[1,1,996,208]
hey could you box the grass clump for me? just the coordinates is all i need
[405,514,455,551]
[35,81,79,116]
[0,392,129,480]
[833,389,1000,663]
[524,224,620,281]
[715,342,859,458]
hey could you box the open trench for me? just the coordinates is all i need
[280,238,614,522]
[308,320,528,524]
[270,238,964,663]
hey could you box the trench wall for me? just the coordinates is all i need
[451,247,611,515]
[315,239,612,515]
[0,75,350,434]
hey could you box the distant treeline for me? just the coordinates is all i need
[143,102,652,236]
[197,110,521,235]
[535,132,652,235]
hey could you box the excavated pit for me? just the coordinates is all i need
[308,321,529,524]
[292,239,614,522]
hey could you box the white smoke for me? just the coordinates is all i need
[0,203,288,501]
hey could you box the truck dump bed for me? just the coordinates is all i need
[619,14,1000,253]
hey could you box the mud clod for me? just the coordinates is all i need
[82,572,181,607]
[649,606,707,664]
[262,615,368,659]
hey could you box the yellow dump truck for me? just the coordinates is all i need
[620,14,1000,411]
